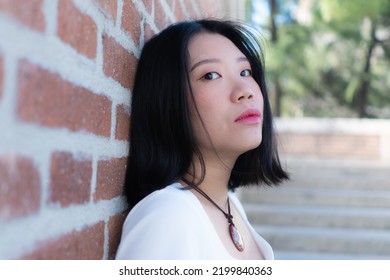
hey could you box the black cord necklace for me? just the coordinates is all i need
[183,180,245,252]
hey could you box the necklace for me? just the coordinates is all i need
[187,182,245,252]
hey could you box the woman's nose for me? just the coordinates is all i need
[231,82,254,102]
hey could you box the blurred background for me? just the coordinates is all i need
[247,0,390,119]
[238,0,390,260]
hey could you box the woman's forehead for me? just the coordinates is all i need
[188,32,246,65]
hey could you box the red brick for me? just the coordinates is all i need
[23,222,105,259]
[0,0,44,31]
[154,0,171,30]
[121,0,142,46]
[144,23,155,41]
[183,1,197,19]
[95,0,117,22]
[197,0,225,18]
[0,155,41,221]
[279,133,380,160]
[0,55,3,99]
[17,60,112,137]
[183,1,221,19]
[108,211,128,259]
[49,152,92,207]
[57,0,97,59]
[317,134,379,159]
[278,133,317,155]
[115,104,130,141]
[103,35,137,89]
[94,157,127,201]
[167,0,186,21]
[142,0,153,15]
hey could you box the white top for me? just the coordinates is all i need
[115,183,274,260]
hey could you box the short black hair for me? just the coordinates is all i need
[125,19,289,207]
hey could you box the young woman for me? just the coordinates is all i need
[115,19,289,260]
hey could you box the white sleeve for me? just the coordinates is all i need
[115,189,204,260]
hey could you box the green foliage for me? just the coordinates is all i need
[259,0,390,118]
[320,0,389,22]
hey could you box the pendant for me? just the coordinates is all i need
[229,223,244,252]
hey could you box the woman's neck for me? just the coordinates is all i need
[184,153,237,206]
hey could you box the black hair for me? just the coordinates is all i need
[125,19,289,207]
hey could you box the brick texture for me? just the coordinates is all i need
[0,155,41,221]
[107,211,128,259]
[103,34,137,89]
[144,22,156,41]
[23,222,105,259]
[0,0,233,260]
[95,0,117,22]
[154,0,172,30]
[142,0,153,14]
[17,60,112,137]
[57,0,97,59]
[170,0,187,22]
[49,152,92,207]
[0,0,45,32]
[121,0,142,46]
[115,104,130,140]
[279,133,380,160]
[95,157,127,201]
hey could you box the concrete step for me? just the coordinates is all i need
[244,204,390,230]
[283,157,389,171]
[239,187,390,208]
[283,159,390,191]
[256,225,390,256]
[241,158,390,259]
[273,250,390,260]
[285,173,389,191]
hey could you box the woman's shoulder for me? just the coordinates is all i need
[129,183,197,216]
[115,183,210,259]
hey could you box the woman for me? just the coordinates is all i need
[115,19,288,260]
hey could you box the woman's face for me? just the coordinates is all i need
[188,32,264,161]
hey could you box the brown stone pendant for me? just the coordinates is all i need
[229,223,244,252]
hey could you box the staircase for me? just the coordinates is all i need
[239,158,390,259]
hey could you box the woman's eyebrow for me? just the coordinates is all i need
[190,58,221,72]
[237,56,249,62]
[190,56,249,72]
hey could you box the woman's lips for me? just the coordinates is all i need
[235,109,262,124]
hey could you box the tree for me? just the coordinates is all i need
[251,0,390,118]
[320,0,390,117]
[262,0,298,116]
[269,0,282,116]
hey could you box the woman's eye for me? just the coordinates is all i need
[240,69,252,77]
[202,72,220,80]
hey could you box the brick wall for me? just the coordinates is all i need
[0,0,242,259]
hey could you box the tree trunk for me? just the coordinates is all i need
[356,21,377,118]
[269,0,282,116]
[269,0,278,42]
[274,75,282,116]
